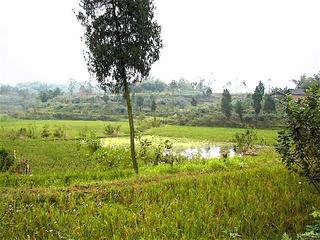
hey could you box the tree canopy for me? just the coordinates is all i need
[76,0,163,93]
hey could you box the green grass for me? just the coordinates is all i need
[1,162,319,239]
[147,125,278,145]
[0,119,316,239]
[0,119,129,138]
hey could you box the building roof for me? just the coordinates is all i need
[289,88,306,96]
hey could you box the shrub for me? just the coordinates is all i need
[104,125,120,137]
[136,117,162,133]
[0,148,15,172]
[17,128,27,138]
[277,86,320,192]
[233,128,258,155]
[137,138,186,166]
[91,147,131,169]
[282,210,320,240]
[53,127,66,139]
[297,211,320,240]
[41,125,51,138]
[82,131,102,154]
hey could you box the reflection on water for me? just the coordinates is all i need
[179,146,237,159]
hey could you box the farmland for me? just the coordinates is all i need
[0,119,319,239]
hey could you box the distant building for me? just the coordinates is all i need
[289,89,306,100]
[272,88,306,100]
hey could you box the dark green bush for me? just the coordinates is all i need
[0,148,15,172]
[277,86,320,192]
[233,128,258,155]
[104,125,120,137]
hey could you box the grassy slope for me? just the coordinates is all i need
[1,162,319,239]
[0,120,316,239]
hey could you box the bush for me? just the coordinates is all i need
[277,86,320,192]
[282,210,320,240]
[53,127,66,139]
[104,125,120,137]
[136,117,162,133]
[137,138,186,166]
[81,131,102,154]
[91,147,131,169]
[296,210,320,239]
[17,128,27,138]
[233,128,258,155]
[0,148,15,172]
[41,125,51,138]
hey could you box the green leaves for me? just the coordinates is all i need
[252,81,265,116]
[221,89,232,119]
[277,86,320,192]
[76,0,162,93]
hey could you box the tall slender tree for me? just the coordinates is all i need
[221,89,232,120]
[76,0,162,174]
[234,100,244,122]
[252,81,265,116]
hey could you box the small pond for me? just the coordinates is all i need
[178,146,238,159]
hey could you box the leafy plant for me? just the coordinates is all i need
[17,128,27,138]
[0,148,15,172]
[233,128,258,155]
[277,86,320,193]
[221,89,232,119]
[41,125,51,138]
[82,131,101,154]
[53,127,66,139]
[104,125,120,137]
[252,81,265,116]
[294,210,320,240]
[91,147,131,169]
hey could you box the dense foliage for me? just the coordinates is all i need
[0,148,15,172]
[277,86,320,192]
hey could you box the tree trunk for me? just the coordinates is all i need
[124,80,139,174]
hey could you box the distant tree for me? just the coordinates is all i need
[68,78,77,96]
[77,0,162,174]
[205,87,213,97]
[39,91,49,103]
[136,95,144,112]
[151,98,157,112]
[191,97,198,106]
[221,89,232,119]
[263,94,276,113]
[234,100,244,121]
[101,94,109,104]
[277,86,320,193]
[169,80,178,95]
[52,88,62,97]
[252,81,265,116]
[291,72,320,90]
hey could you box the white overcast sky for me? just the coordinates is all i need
[0,0,320,92]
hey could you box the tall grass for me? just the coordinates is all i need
[0,166,319,239]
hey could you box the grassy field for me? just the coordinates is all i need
[147,125,278,145]
[0,119,130,138]
[0,119,317,239]
[0,119,278,143]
